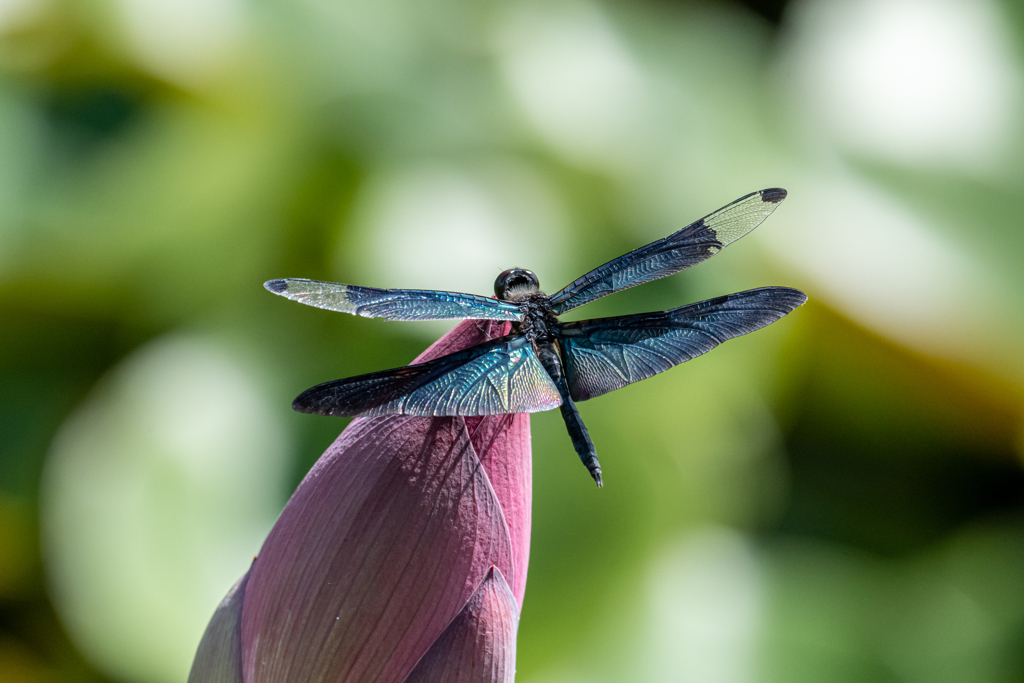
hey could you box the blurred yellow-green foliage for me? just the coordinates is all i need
[3,0,1024,681]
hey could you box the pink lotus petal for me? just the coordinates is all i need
[239,320,532,683]
[415,320,531,606]
[404,566,519,683]
[464,413,530,606]
[189,571,249,683]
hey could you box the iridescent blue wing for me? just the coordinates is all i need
[546,189,787,315]
[265,278,524,322]
[293,335,562,417]
[556,287,806,401]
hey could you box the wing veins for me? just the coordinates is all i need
[265,278,524,322]
[555,287,806,401]
[547,189,786,314]
[293,335,560,417]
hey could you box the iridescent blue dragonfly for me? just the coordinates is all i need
[266,188,805,486]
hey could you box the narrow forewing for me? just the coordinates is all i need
[546,189,787,314]
[265,278,525,322]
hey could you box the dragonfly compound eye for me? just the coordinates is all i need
[494,269,540,300]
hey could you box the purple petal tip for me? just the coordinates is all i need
[404,566,519,683]
[188,571,248,683]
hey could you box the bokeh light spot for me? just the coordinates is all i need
[41,334,290,683]
[786,0,1022,171]
[497,1,651,170]
[341,160,569,307]
[115,0,247,87]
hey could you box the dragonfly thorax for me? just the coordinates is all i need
[495,268,541,301]
[515,297,559,343]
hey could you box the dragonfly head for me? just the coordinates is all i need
[494,268,540,301]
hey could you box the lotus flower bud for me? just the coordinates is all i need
[190,320,530,683]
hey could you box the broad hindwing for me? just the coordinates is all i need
[557,287,806,401]
[265,278,525,322]
[547,189,787,315]
[293,335,562,417]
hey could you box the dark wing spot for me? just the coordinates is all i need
[760,188,787,203]
[265,279,288,293]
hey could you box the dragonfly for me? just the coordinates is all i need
[266,188,806,487]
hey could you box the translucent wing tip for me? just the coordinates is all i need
[265,279,288,294]
[701,188,789,248]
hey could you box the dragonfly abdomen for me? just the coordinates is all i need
[535,340,603,487]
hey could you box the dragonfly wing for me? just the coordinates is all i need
[293,335,562,417]
[265,278,525,322]
[547,188,787,315]
[557,287,806,401]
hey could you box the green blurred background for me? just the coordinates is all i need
[3,0,1024,681]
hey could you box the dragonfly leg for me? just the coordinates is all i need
[535,341,603,487]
